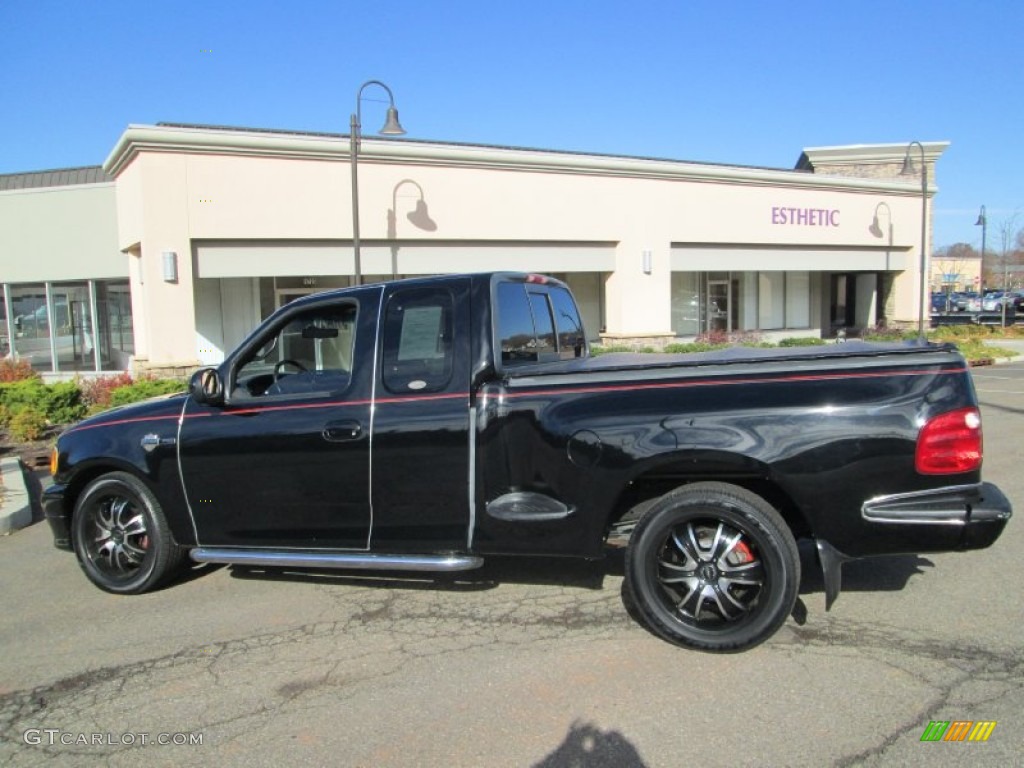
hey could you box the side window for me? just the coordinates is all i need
[549,286,585,360]
[235,303,356,398]
[497,283,537,363]
[527,292,557,356]
[382,287,454,394]
[497,280,583,365]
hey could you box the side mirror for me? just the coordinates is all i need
[189,367,225,406]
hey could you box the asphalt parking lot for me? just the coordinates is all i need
[1,359,1021,767]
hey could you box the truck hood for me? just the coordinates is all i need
[64,391,188,436]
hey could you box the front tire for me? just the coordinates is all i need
[72,472,185,594]
[625,482,799,652]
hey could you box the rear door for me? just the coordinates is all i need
[368,279,473,551]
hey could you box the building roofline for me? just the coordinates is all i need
[103,122,930,196]
[0,165,112,192]
[797,141,950,170]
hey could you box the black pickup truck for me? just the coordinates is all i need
[44,272,1012,651]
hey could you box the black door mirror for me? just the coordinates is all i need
[189,367,225,406]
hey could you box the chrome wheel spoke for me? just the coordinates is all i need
[85,494,148,577]
[720,560,765,587]
[121,513,146,538]
[670,528,701,569]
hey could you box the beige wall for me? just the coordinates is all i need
[103,126,934,366]
[0,183,123,282]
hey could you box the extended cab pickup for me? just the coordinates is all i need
[44,273,1012,651]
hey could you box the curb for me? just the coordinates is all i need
[0,457,32,535]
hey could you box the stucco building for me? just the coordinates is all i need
[0,124,946,375]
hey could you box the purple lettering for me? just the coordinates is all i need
[770,206,841,226]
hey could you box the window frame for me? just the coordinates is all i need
[227,298,359,403]
[380,285,456,396]
[493,276,588,370]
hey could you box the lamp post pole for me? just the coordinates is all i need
[350,80,405,286]
[901,141,929,341]
[975,205,987,293]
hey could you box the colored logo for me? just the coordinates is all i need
[920,721,996,742]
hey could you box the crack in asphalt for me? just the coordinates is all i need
[0,584,634,763]
[780,618,1023,767]
[1,583,1019,766]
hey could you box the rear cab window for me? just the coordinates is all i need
[495,276,587,367]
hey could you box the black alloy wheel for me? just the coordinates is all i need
[72,472,185,594]
[625,482,799,652]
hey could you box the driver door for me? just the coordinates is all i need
[178,289,378,550]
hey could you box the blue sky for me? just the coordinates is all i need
[2,0,1020,250]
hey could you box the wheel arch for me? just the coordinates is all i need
[603,450,813,542]
[62,460,192,547]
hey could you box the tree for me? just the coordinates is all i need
[985,214,1023,292]
[931,242,980,293]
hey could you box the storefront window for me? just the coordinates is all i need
[785,271,811,329]
[9,284,53,371]
[0,291,8,358]
[758,273,785,330]
[96,281,134,370]
[739,272,758,331]
[671,272,701,337]
[52,282,96,372]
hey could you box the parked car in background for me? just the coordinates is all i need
[982,292,1015,312]
[930,293,950,313]
[954,292,978,312]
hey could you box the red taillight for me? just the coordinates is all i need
[915,407,983,475]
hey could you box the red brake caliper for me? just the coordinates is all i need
[733,539,754,563]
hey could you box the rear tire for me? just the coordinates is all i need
[72,472,185,594]
[624,482,799,652]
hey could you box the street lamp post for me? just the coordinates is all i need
[350,80,405,286]
[975,205,987,293]
[900,141,929,341]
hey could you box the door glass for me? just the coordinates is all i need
[53,282,95,372]
[235,304,357,398]
[382,287,454,394]
[707,281,730,333]
[10,284,53,371]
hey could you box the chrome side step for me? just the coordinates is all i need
[190,548,484,572]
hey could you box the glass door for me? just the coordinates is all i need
[707,280,731,333]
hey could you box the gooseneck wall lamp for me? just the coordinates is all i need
[900,141,928,341]
[350,80,405,285]
[387,179,437,279]
[975,205,987,292]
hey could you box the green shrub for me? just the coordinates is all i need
[0,379,86,425]
[663,342,729,354]
[778,337,827,347]
[108,378,186,408]
[43,381,87,424]
[0,403,11,426]
[0,380,49,417]
[9,409,47,442]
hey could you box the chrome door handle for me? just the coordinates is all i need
[322,421,362,442]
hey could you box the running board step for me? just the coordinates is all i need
[190,548,484,572]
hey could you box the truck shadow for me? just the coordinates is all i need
[221,542,934,603]
[226,551,624,592]
[797,539,935,596]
